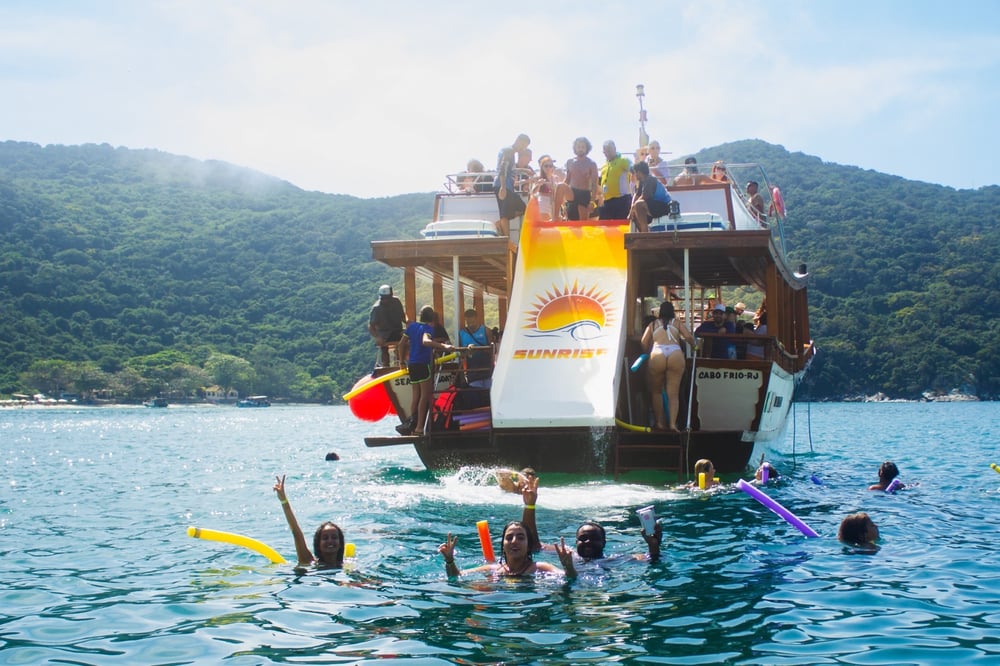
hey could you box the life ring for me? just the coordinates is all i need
[187,526,287,563]
[770,186,786,218]
[737,479,819,537]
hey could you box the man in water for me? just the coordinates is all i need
[518,474,661,561]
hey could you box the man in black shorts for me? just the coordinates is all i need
[628,161,673,232]
[494,134,530,236]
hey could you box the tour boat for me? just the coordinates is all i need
[349,157,814,478]
[237,395,271,408]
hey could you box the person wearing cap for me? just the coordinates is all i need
[694,303,736,359]
[369,285,407,367]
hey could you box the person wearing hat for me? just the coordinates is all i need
[369,284,407,367]
[694,303,736,359]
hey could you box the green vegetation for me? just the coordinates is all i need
[1,140,997,401]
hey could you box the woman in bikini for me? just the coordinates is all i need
[641,301,696,432]
[438,521,576,579]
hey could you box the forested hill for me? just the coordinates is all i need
[0,139,997,401]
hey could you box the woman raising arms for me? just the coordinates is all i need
[438,521,576,579]
[273,474,346,568]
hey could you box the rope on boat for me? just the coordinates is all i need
[683,346,698,480]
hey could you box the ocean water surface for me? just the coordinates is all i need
[2,402,999,664]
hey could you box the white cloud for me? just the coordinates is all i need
[1,1,998,195]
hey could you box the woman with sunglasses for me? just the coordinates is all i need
[531,154,569,220]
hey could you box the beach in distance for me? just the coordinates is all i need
[2,402,999,664]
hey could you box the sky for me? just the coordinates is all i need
[2,1,998,198]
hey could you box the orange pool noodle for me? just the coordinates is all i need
[476,519,495,562]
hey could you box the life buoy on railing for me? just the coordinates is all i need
[770,186,786,218]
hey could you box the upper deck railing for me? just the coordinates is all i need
[437,161,789,254]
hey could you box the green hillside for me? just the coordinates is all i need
[0,140,997,401]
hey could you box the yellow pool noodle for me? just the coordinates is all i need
[342,352,459,401]
[187,526,287,564]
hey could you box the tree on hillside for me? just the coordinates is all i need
[206,353,256,397]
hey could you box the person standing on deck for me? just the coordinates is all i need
[494,134,530,237]
[396,305,454,436]
[368,284,406,367]
[646,140,670,184]
[746,181,766,222]
[564,137,599,220]
[598,140,632,220]
[459,309,495,389]
[694,303,736,359]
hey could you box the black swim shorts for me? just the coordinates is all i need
[496,189,526,219]
[409,362,432,384]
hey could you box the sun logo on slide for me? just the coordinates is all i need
[523,281,614,341]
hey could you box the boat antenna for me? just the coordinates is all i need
[636,84,649,149]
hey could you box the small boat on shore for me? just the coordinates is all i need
[350,137,813,478]
[143,397,168,408]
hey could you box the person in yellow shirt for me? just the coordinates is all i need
[598,140,632,220]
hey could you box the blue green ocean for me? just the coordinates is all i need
[2,402,999,664]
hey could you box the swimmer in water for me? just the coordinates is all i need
[754,461,780,484]
[495,467,537,494]
[868,461,904,491]
[437,521,576,578]
[838,512,879,551]
[688,459,720,489]
[274,474,346,568]
[518,472,663,562]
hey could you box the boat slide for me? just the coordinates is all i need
[490,201,630,429]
